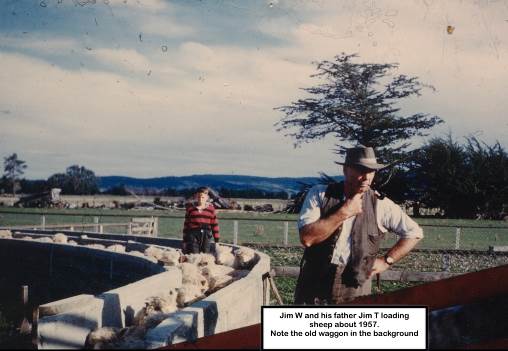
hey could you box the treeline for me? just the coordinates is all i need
[383,135,508,219]
[0,164,99,196]
[3,134,507,218]
[0,163,293,199]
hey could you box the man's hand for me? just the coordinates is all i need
[340,192,364,218]
[369,257,390,278]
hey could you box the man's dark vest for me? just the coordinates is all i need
[294,182,384,304]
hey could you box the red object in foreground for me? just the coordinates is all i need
[160,264,508,349]
[162,324,261,350]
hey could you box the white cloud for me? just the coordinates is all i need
[88,48,152,72]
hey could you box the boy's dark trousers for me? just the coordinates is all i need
[182,228,211,254]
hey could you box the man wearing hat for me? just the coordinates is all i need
[294,146,423,304]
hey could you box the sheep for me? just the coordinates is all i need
[201,253,216,267]
[35,237,53,243]
[180,263,208,291]
[144,246,164,260]
[201,264,234,279]
[133,292,177,328]
[233,247,257,269]
[86,244,106,250]
[21,236,33,240]
[107,244,126,253]
[184,253,216,267]
[85,326,146,350]
[67,240,78,245]
[84,327,121,349]
[176,284,204,307]
[200,264,236,291]
[159,250,180,266]
[53,233,68,244]
[184,253,204,265]
[0,230,12,239]
[129,250,157,263]
[214,244,235,267]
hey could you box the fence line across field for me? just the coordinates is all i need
[2,214,159,236]
[1,210,507,249]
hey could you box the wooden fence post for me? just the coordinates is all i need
[99,225,104,234]
[233,220,238,245]
[455,227,461,250]
[41,215,46,230]
[442,253,451,272]
[283,221,289,246]
[153,217,159,237]
[128,222,132,235]
[93,216,99,233]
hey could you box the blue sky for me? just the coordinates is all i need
[1,0,507,179]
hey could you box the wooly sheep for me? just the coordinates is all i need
[133,292,177,328]
[21,236,34,240]
[233,247,257,269]
[53,233,68,244]
[107,244,126,253]
[176,284,204,307]
[35,237,53,243]
[85,326,146,350]
[129,250,157,263]
[0,230,12,239]
[86,244,106,250]
[201,264,235,280]
[144,246,164,260]
[180,263,208,291]
[214,244,235,267]
[184,253,216,267]
[159,250,180,266]
[84,327,121,349]
[67,240,78,245]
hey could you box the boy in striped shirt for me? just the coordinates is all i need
[182,187,220,254]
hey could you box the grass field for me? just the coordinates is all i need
[1,207,507,249]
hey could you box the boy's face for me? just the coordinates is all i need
[195,191,209,205]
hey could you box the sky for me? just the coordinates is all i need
[1,0,507,179]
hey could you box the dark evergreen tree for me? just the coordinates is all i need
[275,53,443,165]
[3,153,27,196]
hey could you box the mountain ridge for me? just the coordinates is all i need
[97,174,343,194]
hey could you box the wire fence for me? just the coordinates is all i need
[1,209,508,249]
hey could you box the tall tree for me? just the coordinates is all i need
[414,135,508,219]
[275,53,443,164]
[47,165,98,195]
[65,165,99,195]
[3,153,27,196]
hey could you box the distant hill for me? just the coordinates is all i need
[97,174,343,194]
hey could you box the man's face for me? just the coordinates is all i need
[195,191,209,205]
[344,165,376,194]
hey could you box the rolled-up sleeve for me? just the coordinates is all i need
[377,197,423,239]
[297,185,325,230]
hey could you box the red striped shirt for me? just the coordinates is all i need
[183,203,220,239]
